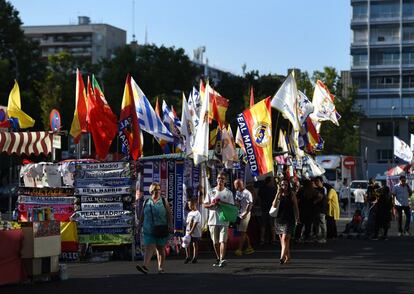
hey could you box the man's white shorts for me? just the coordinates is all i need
[209,225,228,244]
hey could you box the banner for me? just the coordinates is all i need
[18,195,76,205]
[75,161,129,171]
[174,160,184,234]
[75,217,133,227]
[71,210,132,219]
[160,160,168,199]
[18,187,74,196]
[74,178,132,188]
[78,233,133,244]
[78,227,132,235]
[75,186,131,195]
[80,195,123,203]
[75,167,130,180]
[81,202,124,211]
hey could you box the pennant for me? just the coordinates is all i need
[310,80,340,126]
[131,77,174,142]
[181,93,194,156]
[236,98,273,177]
[297,90,314,126]
[119,74,142,160]
[7,80,35,129]
[87,76,118,160]
[193,82,210,165]
[394,136,413,163]
[154,97,170,154]
[271,73,300,131]
[70,69,88,144]
[221,125,238,168]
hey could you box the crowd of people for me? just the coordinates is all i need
[135,173,412,274]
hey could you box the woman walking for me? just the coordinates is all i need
[136,182,172,274]
[271,178,300,264]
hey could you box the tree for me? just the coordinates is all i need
[0,0,46,128]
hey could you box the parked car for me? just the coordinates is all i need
[349,180,369,202]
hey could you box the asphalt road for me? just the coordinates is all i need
[3,219,414,294]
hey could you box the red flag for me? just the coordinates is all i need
[250,86,254,107]
[86,76,117,160]
[119,74,141,160]
[69,69,88,143]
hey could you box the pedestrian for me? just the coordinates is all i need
[184,198,202,264]
[203,171,235,267]
[339,178,350,213]
[234,179,255,256]
[354,185,365,212]
[373,185,392,240]
[258,176,277,245]
[136,182,173,274]
[392,175,412,236]
[271,177,299,264]
[312,176,328,243]
[325,183,340,239]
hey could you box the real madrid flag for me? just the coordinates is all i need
[236,97,273,178]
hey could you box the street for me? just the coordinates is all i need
[3,219,414,294]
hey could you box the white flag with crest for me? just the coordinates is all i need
[192,83,210,165]
[394,136,413,163]
[310,80,340,126]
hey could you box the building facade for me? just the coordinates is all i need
[23,16,126,64]
[351,0,414,177]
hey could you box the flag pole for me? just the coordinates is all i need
[272,111,281,150]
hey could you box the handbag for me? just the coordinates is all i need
[148,198,169,238]
[218,202,239,223]
[269,196,280,218]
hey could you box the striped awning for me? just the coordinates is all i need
[0,132,53,156]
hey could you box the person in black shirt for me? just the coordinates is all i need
[258,176,277,245]
[313,176,328,243]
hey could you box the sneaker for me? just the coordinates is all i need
[398,232,403,237]
[317,239,327,244]
[136,265,149,275]
[191,258,198,264]
[234,249,243,256]
[158,269,165,274]
[243,247,255,255]
[218,259,227,267]
[212,259,220,267]
[404,231,411,236]
[184,257,191,264]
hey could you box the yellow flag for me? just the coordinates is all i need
[7,80,35,129]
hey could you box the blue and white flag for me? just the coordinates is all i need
[131,77,173,142]
[394,136,413,163]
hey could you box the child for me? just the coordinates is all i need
[184,198,202,264]
[343,209,363,234]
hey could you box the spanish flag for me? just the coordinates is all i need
[236,97,273,177]
[119,74,142,160]
[7,80,35,129]
[208,86,229,127]
[70,69,88,143]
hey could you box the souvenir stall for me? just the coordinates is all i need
[0,221,24,285]
[70,161,135,261]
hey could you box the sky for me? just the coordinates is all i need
[9,0,351,76]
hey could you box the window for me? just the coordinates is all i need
[371,3,400,19]
[353,4,367,19]
[371,76,400,88]
[403,75,414,87]
[352,54,368,66]
[376,121,399,137]
[354,29,368,42]
[403,51,414,64]
[376,149,393,163]
[403,25,414,41]
[371,27,399,43]
[371,52,400,66]
[403,2,414,17]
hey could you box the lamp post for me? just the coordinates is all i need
[391,105,396,166]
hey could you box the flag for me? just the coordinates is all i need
[250,86,254,107]
[235,127,245,153]
[131,77,174,142]
[86,76,117,159]
[209,126,219,150]
[394,136,413,163]
[297,90,314,125]
[7,80,35,129]
[310,80,340,126]
[70,69,88,144]
[119,74,142,160]
[193,82,210,165]
[208,86,229,127]
[188,87,201,129]
[154,97,170,154]
[299,117,324,154]
[278,129,289,154]
[221,125,238,168]
[271,73,300,131]
[411,134,414,152]
[236,97,273,177]
[162,100,183,151]
[181,93,194,156]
